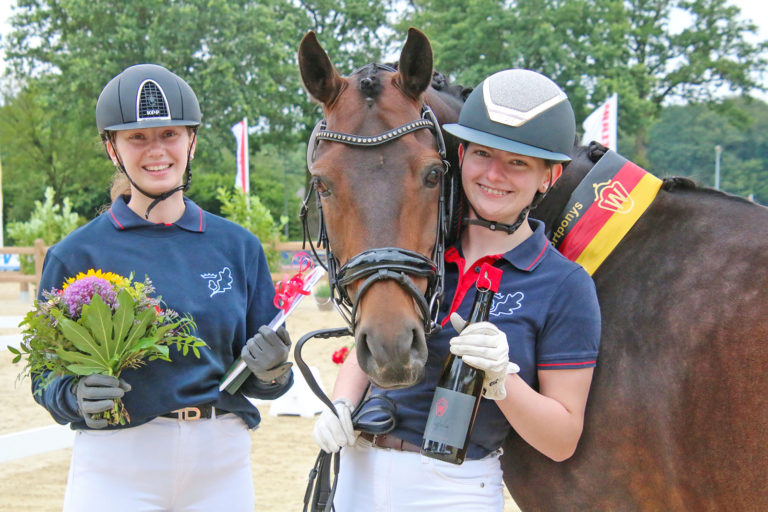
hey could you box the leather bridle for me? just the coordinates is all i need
[301,103,451,336]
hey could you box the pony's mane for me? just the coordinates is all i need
[661,176,698,191]
[581,142,752,205]
[661,176,757,205]
[354,63,387,99]
[383,62,471,102]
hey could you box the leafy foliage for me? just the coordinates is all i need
[397,0,768,163]
[6,187,83,273]
[1,0,766,229]
[647,97,768,203]
[0,0,392,233]
[0,80,110,224]
[215,187,287,271]
[9,270,207,425]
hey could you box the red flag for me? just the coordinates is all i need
[231,118,249,194]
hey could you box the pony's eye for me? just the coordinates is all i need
[423,166,442,188]
[312,177,332,197]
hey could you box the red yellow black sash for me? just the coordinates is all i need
[551,150,662,275]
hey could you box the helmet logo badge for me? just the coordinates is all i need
[593,179,634,214]
[136,79,171,122]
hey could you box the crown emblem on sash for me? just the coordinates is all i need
[593,179,634,214]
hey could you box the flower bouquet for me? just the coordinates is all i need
[8,269,207,425]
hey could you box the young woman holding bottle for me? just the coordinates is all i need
[312,69,601,511]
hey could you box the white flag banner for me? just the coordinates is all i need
[231,118,249,195]
[581,93,618,149]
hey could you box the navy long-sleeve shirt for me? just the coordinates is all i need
[34,196,292,430]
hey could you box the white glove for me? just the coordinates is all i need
[313,398,357,453]
[449,312,519,400]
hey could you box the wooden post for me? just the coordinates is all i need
[34,238,46,295]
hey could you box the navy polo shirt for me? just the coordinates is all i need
[34,196,291,430]
[369,219,601,458]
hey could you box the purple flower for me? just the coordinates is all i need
[61,276,116,318]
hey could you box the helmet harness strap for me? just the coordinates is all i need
[105,130,197,219]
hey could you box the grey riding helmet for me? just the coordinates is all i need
[96,63,201,136]
[443,69,575,163]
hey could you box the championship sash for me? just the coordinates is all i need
[551,150,662,275]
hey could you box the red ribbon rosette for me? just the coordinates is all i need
[273,253,315,312]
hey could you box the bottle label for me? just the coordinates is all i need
[423,387,476,448]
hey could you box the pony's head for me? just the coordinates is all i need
[299,28,454,388]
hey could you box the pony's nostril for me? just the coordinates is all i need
[356,332,370,361]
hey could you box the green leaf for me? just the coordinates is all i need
[57,317,109,367]
[66,363,108,375]
[82,294,113,359]
[116,308,155,360]
[111,289,135,354]
[131,336,163,352]
[152,324,174,339]
[55,347,109,371]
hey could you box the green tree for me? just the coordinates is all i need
[6,187,84,273]
[397,0,767,165]
[647,97,768,203]
[0,79,110,222]
[215,187,287,271]
[2,0,393,227]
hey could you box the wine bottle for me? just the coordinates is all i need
[421,262,503,464]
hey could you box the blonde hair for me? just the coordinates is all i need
[109,171,132,201]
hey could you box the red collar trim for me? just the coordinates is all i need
[442,248,503,327]
[109,208,125,230]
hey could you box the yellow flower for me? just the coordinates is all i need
[62,269,130,290]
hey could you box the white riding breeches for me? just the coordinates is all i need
[333,436,505,512]
[63,414,253,512]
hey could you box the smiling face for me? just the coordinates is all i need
[459,142,561,225]
[107,126,195,198]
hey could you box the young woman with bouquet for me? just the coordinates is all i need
[29,64,292,511]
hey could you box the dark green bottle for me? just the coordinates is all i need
[421,263,502,464]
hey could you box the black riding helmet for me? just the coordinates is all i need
[96,64,202,218]
[443,69,575,236]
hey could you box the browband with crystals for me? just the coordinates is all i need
[314,118,435,147]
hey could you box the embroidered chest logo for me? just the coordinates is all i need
[201,267,233,297]
[593,179,634,214]
[490,291,524,317]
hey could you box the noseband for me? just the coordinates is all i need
[301,103,450,336]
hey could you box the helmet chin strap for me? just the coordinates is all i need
[464,203,531,235]
[107,131,196,219]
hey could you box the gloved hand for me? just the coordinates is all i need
[75,374,131,429]
[313,398,357,453]
[449,312,519,400]
[241,325,292,382]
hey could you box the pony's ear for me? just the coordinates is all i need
[298,31,345,106]
[397,27,433,100]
